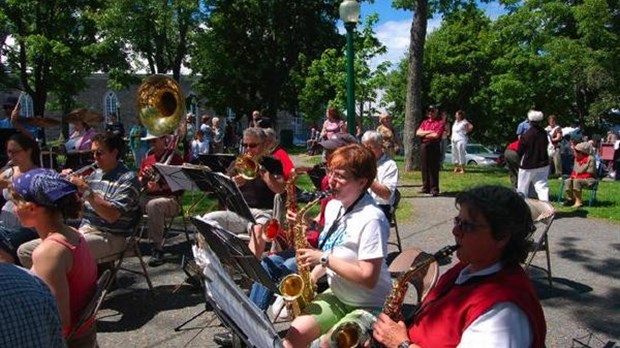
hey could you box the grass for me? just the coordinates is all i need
[393,156,620,222]
[180,154,620,223]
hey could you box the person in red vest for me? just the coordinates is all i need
[372,185,546,348]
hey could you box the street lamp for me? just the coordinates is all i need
[339,0,360,135]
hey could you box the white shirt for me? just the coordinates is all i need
[369,154,398,206]
[455,263,534,348]
[452,119,471,142]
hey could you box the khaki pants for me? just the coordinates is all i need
[17,226,127,268]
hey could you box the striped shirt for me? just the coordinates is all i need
[79,162,140,236]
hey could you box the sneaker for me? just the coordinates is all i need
[213,331,233,347]
[148,249,165,267]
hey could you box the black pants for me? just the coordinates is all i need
[504,149,520,189]
[420,141,441,194]
[378,204,392,222]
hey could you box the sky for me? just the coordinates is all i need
[360,1,508,69]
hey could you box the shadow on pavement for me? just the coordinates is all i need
[97,285,206,333]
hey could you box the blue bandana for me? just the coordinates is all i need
[13,168,78,208]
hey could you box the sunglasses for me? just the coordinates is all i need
[92,150,107,157]
[453,216,486,233]
[242,143,259,149]
[7,148,24,155]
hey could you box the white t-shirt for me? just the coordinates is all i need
[455,263,534,348]
[369,154,398,206]
[452,119,471,142]
[319,194,391,308]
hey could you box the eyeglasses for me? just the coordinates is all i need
[326,169,352,182]
[92,150,106,157]
[242,143,259,149]
[7,148,24,155]
[453,216,486,233]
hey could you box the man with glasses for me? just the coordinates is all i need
[138,132,184,266]
[17,132,140,267]
[201,127,284,258]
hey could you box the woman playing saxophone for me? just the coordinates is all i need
[283,144,392,348]
[372,186,546,348]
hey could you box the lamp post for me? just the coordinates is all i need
[339,0,360,135]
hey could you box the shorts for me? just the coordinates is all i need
[304,289,381,336]
[0,225,38,265]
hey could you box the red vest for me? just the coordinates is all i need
[408,262,546,348]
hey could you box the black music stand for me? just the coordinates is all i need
[196,154,236,173]
[152,163,200,193]
[182,166,255,224]
[182,218,282,347]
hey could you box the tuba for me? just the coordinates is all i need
[332,245,460,348]
[136,75,186,136]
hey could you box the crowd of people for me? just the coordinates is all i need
[11,96,617,348]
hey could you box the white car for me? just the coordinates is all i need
[444,143,503,166]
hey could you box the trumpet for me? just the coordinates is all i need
[235,154,260,180]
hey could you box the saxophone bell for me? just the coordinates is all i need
[331,321,363,348]
[263,218,281,241]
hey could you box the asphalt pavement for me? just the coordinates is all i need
[97,171,620,348]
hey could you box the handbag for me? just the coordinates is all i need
[547,135,557,157]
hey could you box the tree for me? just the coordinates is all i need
[94,0,202,82]
[190,0,343,121]
[1,0,124,119]
[296,13,390,127]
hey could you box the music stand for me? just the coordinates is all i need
[196,154,236,173]
[192,241,283,348]
[152,163,200,192]
[191,217,278,293]
[182,166,255,224]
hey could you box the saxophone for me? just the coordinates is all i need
[278,190,330,318]
[332,245,459,348]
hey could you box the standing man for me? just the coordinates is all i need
[1,96,36,139]
[517,110,550,201]
[18,132,141,266]
[199,114,214,152]
[361,130,399,220]
[250,110,271,129]
[138,132,185,266]
[201,127,285,258]
[416,105,445,196]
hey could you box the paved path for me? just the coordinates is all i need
[97,161,620,348]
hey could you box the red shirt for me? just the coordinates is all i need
[507,139,520,151]
[419,118,445,143]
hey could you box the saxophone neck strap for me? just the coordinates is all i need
[319,192,365,251]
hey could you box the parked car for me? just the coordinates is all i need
[444,143,504,166]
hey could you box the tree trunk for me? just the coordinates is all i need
[404,0,428,171]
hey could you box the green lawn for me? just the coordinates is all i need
[181,155,620,222]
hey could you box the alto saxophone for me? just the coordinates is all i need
[332,245,459,348]
[278,190,330,318]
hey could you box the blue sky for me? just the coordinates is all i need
[359,1,508,68]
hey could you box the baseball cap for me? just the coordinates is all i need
[319,133,358,150]
[12,168,77,208]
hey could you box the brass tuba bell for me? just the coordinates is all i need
[235,154,260,180]
[136,75,186,136]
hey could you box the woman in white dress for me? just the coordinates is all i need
[451,110,474,174]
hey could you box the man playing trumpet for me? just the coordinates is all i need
[201,127,285,258]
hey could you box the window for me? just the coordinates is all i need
[18,94,34,118]
[103,92,118,122]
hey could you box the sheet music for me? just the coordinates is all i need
[193,244,283,348]
[153,163,203,192]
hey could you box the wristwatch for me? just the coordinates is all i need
[397,340,411,348]
[319,252,330,267]
[82,188,93,201]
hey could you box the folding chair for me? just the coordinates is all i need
[388,247,440,305]
[66,269,112,343]
[524,198,555,287]
[99,213,154,291]
[387,188,403,252]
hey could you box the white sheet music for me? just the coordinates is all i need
[153,163,204,192]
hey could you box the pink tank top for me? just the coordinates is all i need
[48,234,97,337]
